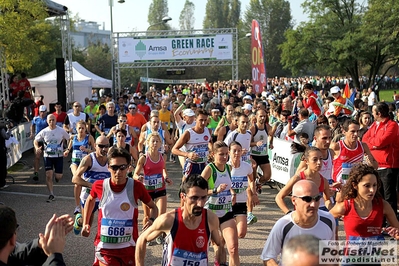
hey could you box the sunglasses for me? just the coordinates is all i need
[97,144,110,149]
[109,164,128,171]
[129,107,136,110]
[294,195,322,203]
[119,120,127,123]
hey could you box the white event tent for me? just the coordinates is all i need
[29,61,112,104]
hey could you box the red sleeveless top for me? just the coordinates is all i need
[300,171,325,193]
[343,198,384,240]
[143,153,165,192]
[163,208,210,266]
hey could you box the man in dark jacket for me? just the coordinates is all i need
[6,90,34,124]
[0,205,73,266]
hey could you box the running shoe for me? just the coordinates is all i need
[33,172,39,181]
[247,212,257,225]
[73,213,83,235]
[155,235,165,245]
[0,185,9,190]
[46,195,55,202]
[147,240,156,246]
[74,206,81,215]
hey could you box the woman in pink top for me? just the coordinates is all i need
[134,132,172,243]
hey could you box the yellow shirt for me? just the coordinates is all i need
[159,109,172,130]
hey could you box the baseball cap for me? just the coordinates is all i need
[261,91,268,98]
[267,95,276,101]
[242,104,252,111]
[183,108,196,117]
[39,105,47,112]
[330,86,340,94]
[128,104,136,109]
[243,95,253,101]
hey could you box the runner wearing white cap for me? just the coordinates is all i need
[173,98,196,168]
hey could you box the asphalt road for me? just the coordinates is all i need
[3,149,394,266]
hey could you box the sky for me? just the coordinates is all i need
[53,0,307,33]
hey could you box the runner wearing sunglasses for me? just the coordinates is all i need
[261,180,336,265]
[71,135,111,236]
[81,147,158,266]
[107,113,138,147]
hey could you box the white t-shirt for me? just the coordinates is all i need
[229,161,253,203]
[35,126,70,157]
[368,91,376,106]
[260,211,335,264]
[176,120,195,152]
[224,130,252,162]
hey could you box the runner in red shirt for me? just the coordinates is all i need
[137,96,151,121]
[330,164,399,242]
[81,147,158,266]
[52,102,67,128]
[135,174,222,266]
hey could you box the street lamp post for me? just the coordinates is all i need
[145,16,172,91]
[109,0,124,98]
[109,0,115,98]
[237,33,252,80]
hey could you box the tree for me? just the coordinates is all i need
[229,0,241,29]
[0,0,52,72]
[81,42,112,80]
[148,0,171,30]
[280,0,399,88]
[359,0,399,86]
[26,16,87,78]
[203,0,241,29]
[243,0,292,77]
[179,0,195,31]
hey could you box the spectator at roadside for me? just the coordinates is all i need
[0,204,73,266]
[367,87,377,112]
[357,111,372,141]
[9,75,19,100]
[302,83,323,117]
[33,95,44,117]
[363,102,399,216]
[328,86,353,118]
[6,91,34,124]
[286,108,315,145]
[0,122,12,189]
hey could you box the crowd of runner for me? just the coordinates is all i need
[4,77,399,266]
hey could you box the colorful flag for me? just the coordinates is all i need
[343,82,350,99]
[205,82,212,91]
[135,81,141,93]
[251,20,267,94]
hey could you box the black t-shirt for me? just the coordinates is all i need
[7,97,34,123]
[97,113,118,133]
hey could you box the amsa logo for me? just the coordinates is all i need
[148,45,167,51]
[272,152,289,173]
[273,153,289,166]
